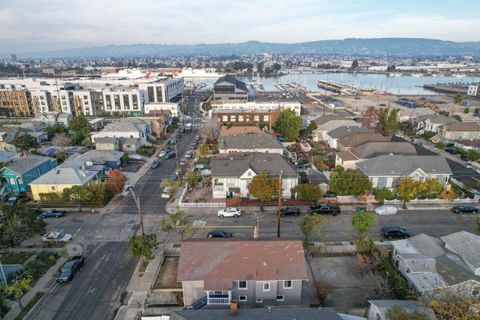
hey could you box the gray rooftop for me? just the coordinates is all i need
[171,307,343,320]
[67,150,123,164]
[417,114,458,125]
[100,118,148,133]
[5,153,54,175]
[441,231,480,274]
[0,151,17,164]
[351,142,417,159]
[357,155,452,176]
[29,164,97,185]
[218,133,283,151]
[327,126,373,139]
[368,300,437,319]
[211,153,298,178]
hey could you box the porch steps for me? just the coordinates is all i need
[187,296,207,310]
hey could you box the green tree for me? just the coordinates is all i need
[374,188,393,204]
[422,178,442,198]
[299,215,327,242]
[386,108,400,134]
[352,210,375,237]
[461,149,480,162]
[396,177,420,206]
[160,178,181,198]
[198,144,208,158]
[186,171,201,188]
[434,142,445,150]
[159,210,192,240]
[0,203,46,248]
[128,233,158,268]
[378,108,388,133]
[329,167,372,196]
[0,285,8,315]
[274,109,302,141]
[69,115,92,145]
[350,59,359,71]
[452,114,462,122]
[453,93,464,105]
[301,121,318,139]
[46,124,68,138]
[14,134,38,150]
[247,173,278,202]
[295,183,323,201]
[121,152,129,164]
[464,107,470,114]
[8,276,32,309]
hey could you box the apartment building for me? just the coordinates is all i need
[0,90,33,116]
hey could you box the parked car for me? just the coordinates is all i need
[207,230,233,238]
[57,256,84,283]
[42,230,73,242]
[280,207,301,217]
[445,147,459,154]
[151,159,160,169]
[217,207,241,218]
[39,209,66,218]
[451,205,478,214]
[309,203,340,216]
[375,205,398,215]
[185,151,193,159]
[164,151,176,159]
[161,186,172,199]
[179,158,186,166]
[381,226,411,239]
[5,196,17,206]
[159,149,170,158]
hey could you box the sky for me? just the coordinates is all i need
[1,0,480,55]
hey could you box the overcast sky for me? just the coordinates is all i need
[1,0,479,55]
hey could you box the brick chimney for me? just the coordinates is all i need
[230,299,238,316]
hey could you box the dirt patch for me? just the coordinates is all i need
[153,256,181,289]
[122,161,144,173]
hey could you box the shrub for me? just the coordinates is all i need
[374,188,393,204]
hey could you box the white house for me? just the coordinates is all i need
[91,118,150,146]
[211,153,298,199]
[218,133,283,154]
[391,232,480,298]
[416,114,458,134]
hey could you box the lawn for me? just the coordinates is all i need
[1,251,33,265]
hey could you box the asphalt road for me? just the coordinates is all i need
[27,93,203,320]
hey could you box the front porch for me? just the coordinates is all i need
[207,290,231,305]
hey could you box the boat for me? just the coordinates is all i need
[177,68,224,78]
[454,74,466,78]
[411,73,423,78]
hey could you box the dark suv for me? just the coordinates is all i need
[207,230,233,238]
[57,256,84,283]
[280,207,301,217]
[39,209,66,218]
[451,205,479,214]
[381,226,411,239]
[309,203,341,216]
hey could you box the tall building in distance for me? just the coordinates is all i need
[9,54,17,62]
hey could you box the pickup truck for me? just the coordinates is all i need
[309,203,341,216]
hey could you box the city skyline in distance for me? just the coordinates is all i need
[1,0,480,55]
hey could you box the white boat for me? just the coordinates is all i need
[177,68,224,78]
[454,74,466,78]
[411,73,423,77]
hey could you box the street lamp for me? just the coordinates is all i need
[130,189,145,236]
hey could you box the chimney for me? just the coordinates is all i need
[230,299,238,316]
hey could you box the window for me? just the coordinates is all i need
[51,186,56,191]
[283,280,293,289]
[238,281,247,290]
[9,177,15,185]
[238,295,247,302]
[276,295,284,301]
[263,282,270,291]
[256,298,263,303]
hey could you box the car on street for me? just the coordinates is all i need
[57,256,84,283]
[451,205,478,214]
[280,207,301,217]
[375,205,398,215]
[445,147,459,154]
[39,209,66,218]
[158,149,170,158]
[185,150,193,159]
[206,230,233,238]
[151,159,160,169]
[217,207,241,218]
[381,226,411,239]
[161,186,172,199]
[42,230,73,242]
[5,196,17,206]
[164,151,176,159]
[179,158,186,166]
[309,203,340,216]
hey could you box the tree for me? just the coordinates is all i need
[14,134,38,150]
[198,144,208,158]
[159,210,192,240]
[0,285,8,315]
[69,115,92,145]
[295,183,323,201]
[200,117,220,141]
[46,124,68,137]
[128,233,158,268]
[396,177,420,206]
[374,188,393,204]
[106,169,127,195]
[299,215,327,242]
[247,173,278,202]
[378,108,400,135]
[350,59,359,71]
[422,178,442,198]
[464,107,470,114]
[461,149,480,162]
[434,142,445,150]
[186,171,201,188]
[453,93,464,105]
[121,153,129,164]
[329,167,372,196]
[8,276,32,309]
[452,114,462,122]
[274,109,302,141]
[0,203,46,248]
[352,210,375,237]
[160,178,181,198]
[52,133,71,151]
[300,121,317,139]
[385,305,427,320]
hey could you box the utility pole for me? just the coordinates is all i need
[130,190,145,236]
[277,170,283,238]
[175,141,180,179]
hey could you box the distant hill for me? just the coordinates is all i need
[20,38,480,58]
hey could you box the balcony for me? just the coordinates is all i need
[207,291,231,305]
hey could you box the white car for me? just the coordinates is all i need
[217,207,241,218]
[42,231,73,242]
[375,205,398,215]
[161,186,172,199]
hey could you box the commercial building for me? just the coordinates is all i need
[213,75,248,101]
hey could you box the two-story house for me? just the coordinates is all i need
[91,118,151,152]
[0,152,57,194]
[211,153,298,199]
[416,114,458,134]
[440,122,480,141]
[177,239,309,309]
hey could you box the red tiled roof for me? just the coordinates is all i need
[177,239,308,290]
